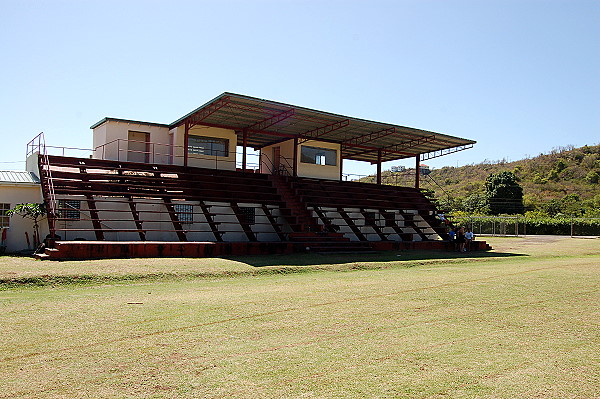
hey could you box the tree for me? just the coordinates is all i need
[461,193,490,214]
[485,171,524,215]
[6,203,46,247]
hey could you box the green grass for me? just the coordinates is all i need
[1,237,599,398]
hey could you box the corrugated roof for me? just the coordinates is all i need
[0,171,40,184]
[92,92,476,164]
[170,93,476,163]
[90,117,170,130]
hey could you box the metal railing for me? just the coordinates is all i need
[27,133,58,237]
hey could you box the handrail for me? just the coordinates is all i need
[33,133,58,238]
[94,138,262,171]
[260,152,275,175]
[278,156,294,176]
[422,173,452,205]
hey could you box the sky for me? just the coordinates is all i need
[1,0,599,178]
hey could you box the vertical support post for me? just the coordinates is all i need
[415,155,420,189]
[339,156,343,181]
[293,137,298,177]
[376,149,382,185]
[242,129,248,172]
[184,121,189,167]
[571,217,574,237]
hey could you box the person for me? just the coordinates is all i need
[456,226,466,252]
[448,226,456,246]
[438,213,446,226]
[465,228,474,251]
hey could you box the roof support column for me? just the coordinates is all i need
[376,149,382,185]
[184,121,189,167]
[242,129,248,172]
[415,155,420,189]
[339,156,343,181]
[293,137,298,177]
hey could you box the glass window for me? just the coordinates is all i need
[239,207,255,225]
[364,212,378,227]
[188,136,229,157]
[300,146,337,166]
[0,203,10,227]
[174,204,193,224]
[382,212,396,227]
[58,200,81,220]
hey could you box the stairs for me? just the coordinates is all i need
[270,175,373,253]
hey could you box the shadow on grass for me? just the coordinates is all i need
[0,250,527,290]
[228,249,527,268]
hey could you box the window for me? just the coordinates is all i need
[238,207,255,225]
[174,204,194,224]
[188,136,229,157]
[58,200,81,220]
[364,212,378,227]
[382,212,396,227]
[300,146,337,166]
[0,203,10,228]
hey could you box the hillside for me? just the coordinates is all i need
[370,144,600,214]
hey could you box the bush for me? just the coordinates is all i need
[451,215,600,236]
[585,171,599,184]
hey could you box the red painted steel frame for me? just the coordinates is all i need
[299,119,350,144]
[187,96,231,129]
[246,108,296,131]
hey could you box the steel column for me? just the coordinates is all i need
[242,129,248,172]
[377,149,382,185]
[415,155,420,189]
[184,121,189,167]
[293,137,298,177]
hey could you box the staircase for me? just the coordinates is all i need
[269,175,373,253]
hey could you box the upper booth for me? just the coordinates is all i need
[91,92,476,187]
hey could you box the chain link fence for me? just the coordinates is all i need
[452,216,600,238]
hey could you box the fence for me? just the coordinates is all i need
[451,215,600,238]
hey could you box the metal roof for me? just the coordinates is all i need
[90,117,169,130]
[0,171,40,184]
[171,92,476,164]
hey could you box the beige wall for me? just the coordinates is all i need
[170,125,238,170]
[0,183,48,253]
[92,121,238,171]
[92,120,171,164]
[260,139,341,180]
[259,139,295,175]
[25,153,40,176]
[298,140,341,180]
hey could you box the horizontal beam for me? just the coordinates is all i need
[420,144,474,161]
[187,96,231,129]
[341,127,396,149]
[246,108,296,131]
[299,119,350,144]
[380,135,438,158]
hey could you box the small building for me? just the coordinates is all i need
[0,171,48,253]
[420,164,431,175]
[9,92,479,258]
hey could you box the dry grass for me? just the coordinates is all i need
[1,236,598,398]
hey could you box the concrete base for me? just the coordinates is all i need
[39,240,492,260]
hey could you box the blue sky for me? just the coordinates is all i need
[1,0,598,177]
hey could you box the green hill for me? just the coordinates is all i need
[370,144,600,216]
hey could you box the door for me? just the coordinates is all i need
[272,146,281,174]
[128,131,150,163]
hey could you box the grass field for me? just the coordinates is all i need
[1,236,599,398]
